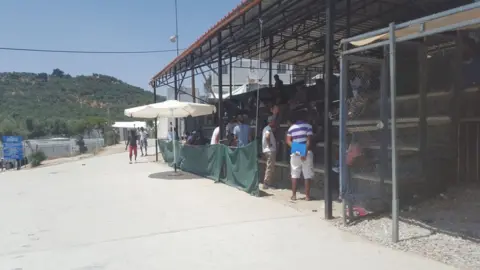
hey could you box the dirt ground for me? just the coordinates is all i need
[401,184,480,240]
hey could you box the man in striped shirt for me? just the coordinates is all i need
[286,110,314,201]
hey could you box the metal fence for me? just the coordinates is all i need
[1,138,105,160]
[336,55,391,222]
[339,2,480,243]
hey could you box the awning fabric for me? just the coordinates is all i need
[351,7,480,47]
[209,83,260,100]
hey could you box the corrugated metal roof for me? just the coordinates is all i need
[151,0,472,86]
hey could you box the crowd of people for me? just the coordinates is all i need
[202,74,319,201]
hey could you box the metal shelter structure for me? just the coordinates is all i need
[150,0,474,220]
[339,2,480,242]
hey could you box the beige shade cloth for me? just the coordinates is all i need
[351,7,480,47]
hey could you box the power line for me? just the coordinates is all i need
[0,47,185,54]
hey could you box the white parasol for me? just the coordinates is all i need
[125,100,216,174]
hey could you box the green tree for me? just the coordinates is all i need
[0,117,27,137]
[25,118,34,132]
[51,68,65,77]
[67,120,88,136]
[0,71,167,138]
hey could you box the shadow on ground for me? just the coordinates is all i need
[148,171,200,180]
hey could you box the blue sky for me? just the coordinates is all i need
[0,0,240,95]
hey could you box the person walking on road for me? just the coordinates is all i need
[262,116,277,189]
[139,127,148,156]
[125,129,139,164]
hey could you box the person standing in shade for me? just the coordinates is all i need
[286,110,314,201]
[262,116,277,189]
[125,129,139,164]
[139,127,148,156]
[225,116,237,146]
[0,158,4,172]
[210,125,220,145]
[167,127,174,141]
[233,115,251,147]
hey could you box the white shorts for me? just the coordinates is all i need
[290,151,314,179]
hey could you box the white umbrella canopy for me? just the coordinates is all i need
[124,104,150,118]
[124,100,216,119]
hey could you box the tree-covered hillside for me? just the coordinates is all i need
[0,69,164,138]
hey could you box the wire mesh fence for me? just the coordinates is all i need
[338,26,478,225]
[336,54,392,219]
[1,138,105,161]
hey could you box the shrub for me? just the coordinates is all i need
[29,150,47,167]
[104,130,118,146]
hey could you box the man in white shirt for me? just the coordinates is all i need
[210,126,220,145]
[262,116,277,189]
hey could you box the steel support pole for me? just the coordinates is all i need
[229,55,233,98]
[324,0,334,220]
[342,0,352,222]
[453,32,463,183]
[268,35,274,88]
[174,67,179,129]
[153,82,158,162]
[389,22,399,243]
[174,0,180,149]
[379,46,389,205]
[418,42,428,177]
[339,44,348,225]
[192,56,196,103]
[192,60,196,130]
[218,32,224,140]
[174,65,179,173]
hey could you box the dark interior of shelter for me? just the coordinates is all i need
[154,0,480,238]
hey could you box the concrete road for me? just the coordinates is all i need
[0,151,454,270]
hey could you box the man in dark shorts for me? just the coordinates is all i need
[125,129,139,164]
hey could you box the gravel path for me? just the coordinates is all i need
[333,212,480,269]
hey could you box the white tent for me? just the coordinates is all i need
[112,121,146,129]
[208,83,260,100]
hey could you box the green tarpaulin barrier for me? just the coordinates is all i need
[221,142,260,196]
[157,139,259,196]
[180,143,223,181]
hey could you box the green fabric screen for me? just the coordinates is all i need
[157,139,259,196]
[221,142,260,196]
[180,143,223,181]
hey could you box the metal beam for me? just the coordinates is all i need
[229,0,321,59]
[217,32,224,140]
[229,55,233,98]
[174,65,179,172]
[268,35,274,87]
[418,41,428,177]
[324,0,334,220]
[273,0,381,65]
[153,82,158,162]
